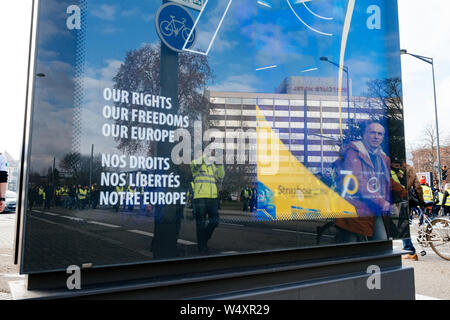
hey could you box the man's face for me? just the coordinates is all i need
[363,123,385,150]
[392,162,401,169]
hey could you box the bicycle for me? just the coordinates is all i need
[160,15,194,43]
[409,202,450,261]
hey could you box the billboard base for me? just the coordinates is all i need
[9,241,414,300]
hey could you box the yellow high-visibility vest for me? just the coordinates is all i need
[78,188,87,200]
[445,189,450,206]
[437,192,444,206]
[422,185,433,202]
[190,158,224,199]
[391,170,405,189]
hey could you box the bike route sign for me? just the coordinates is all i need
[155,3,196,53]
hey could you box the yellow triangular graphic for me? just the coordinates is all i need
[256,106,357,220]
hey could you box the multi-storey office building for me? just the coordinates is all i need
[206,77,382,174]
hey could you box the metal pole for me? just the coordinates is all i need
[346,67,350,122]
[52,157,55,198]
[89,144,93,189]
[52,157,56,206]
[401,50,442,188]
[320,100,323,174]
[304,90,308,167]
[431,60,442,189]
[152,0,180,258]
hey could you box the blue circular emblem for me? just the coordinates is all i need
[155,3,196,53]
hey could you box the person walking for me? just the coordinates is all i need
[68,185,77,209]
[432,188,443,217]
[420,178,433,203]
[44,184,53,209]
[190,154,224,253]
[77,185,88,210]
[402,164,425,260]
[250,184,258,214]
[442,183,450,216]
[0,152,8,213]
[91,183,100,209]
[241,186,250,212]
[38,185,45,207]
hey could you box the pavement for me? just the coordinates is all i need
[0,210,448,300]
[393,218,450,300]
[0,213,22,299]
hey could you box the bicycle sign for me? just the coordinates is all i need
[155,3,196,53]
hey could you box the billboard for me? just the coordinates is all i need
[17,0,409,274]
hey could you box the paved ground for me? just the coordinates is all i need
[393,217,450,300]
[0,211,448,300]
[0,214,22,299]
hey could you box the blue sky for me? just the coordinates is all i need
[80,0,399,94]
[4,0,404,171]
[6,0,448,163]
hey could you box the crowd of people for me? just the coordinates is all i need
[18,120,450,257]
[28,183,101,211]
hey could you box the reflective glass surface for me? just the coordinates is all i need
[21,0,409,273]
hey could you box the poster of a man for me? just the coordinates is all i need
[335,121,391,242]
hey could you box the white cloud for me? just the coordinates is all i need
[78,59,125,156]
[187,0,239,55]
[91,4,118,21]
[0,1,32,159]
[207,74,260,92]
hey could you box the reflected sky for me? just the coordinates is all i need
[30,0,402,179]
[80,0,398,94]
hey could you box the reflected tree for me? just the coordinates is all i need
[351,77,405,161]
[112,43,214,156]
[59,152,104,186]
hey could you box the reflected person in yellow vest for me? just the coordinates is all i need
[115,185,125,212]
[190,153,225,253]
[442,183,450,217]
[420,178,433,203]
[432,188,443,217]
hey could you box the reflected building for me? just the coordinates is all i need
[206,76,384,174]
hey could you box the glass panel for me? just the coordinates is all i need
[210,97,225,104]
[21,0,409,274]
[225,97,242,105]
[257,98,274,106]
[242,98,257,105]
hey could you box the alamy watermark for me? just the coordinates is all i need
[366,265,381,290]
[66,265,81,290]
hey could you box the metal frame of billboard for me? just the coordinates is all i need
[11,2,414,302]
[14,0,40,268]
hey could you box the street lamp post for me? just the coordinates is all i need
[400,49,442,189]
[319,57,351,122]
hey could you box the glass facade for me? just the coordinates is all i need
[19,0,409,274]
